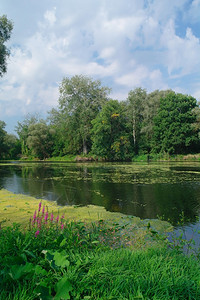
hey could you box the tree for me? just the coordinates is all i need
[0,15,13,77]
[0,120,7,158]
[58,75,111,154]
[141,90,172,152]
[15,113,40,156]
[153,92,198,154]
[4,134,21,159]
[91,100,132,160]
[27,122,54,159]
[126,88,147,154]
[47,108,66,156]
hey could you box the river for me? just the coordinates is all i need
[1,161,200,229]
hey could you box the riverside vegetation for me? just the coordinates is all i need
[0,75,200,162]
[1,191,200,299]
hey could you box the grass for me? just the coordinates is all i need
[80,248,200,299]
[47,154,77,162]
[132,153,200,162]
[0,217,200,299]
[1,192,200,299]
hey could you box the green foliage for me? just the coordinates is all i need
[2,75,200,160]
[27,122,54,159]
[57,75,111,155]
[141,90,172,152]
[0,120,7,157]
[126,88,147,154]
[153,92,198,154]
[80,247,200,299]
[16,113,41,156]
[0,15,13,77]
[0,121,20,159]
[3,134,21,159]
[91,100,132,160]
[1,215,200,299]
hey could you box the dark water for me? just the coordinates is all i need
[1,161,200,228]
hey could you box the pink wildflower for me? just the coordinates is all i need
[61,224,64,230]
[50,212,54,222]
[61,214,65,224]
[35,230,40,237]
[33,210,37,220]
[37,218,42,229]
[44,211,48,222]
[56,215,59,223]
[38,202,42,212]
[42,205,45,215]
[32,211,37,225]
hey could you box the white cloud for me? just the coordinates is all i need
[161,20,200,76]
[186,0,200,23]
[44,7,56,26]
[116,65,149,87]
[0,0,200,132]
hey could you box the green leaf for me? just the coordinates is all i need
[54,276,73,300]
[9,263,34,280]
[54,251,70,268]
[35,281,52,300]
[60,238,67,247]
[35,265,48,276]
[23,249,36,259]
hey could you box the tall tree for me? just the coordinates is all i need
[4,134,21,159]
[58,75,111,154]
[15,113,41,156]
[0,120,7,158]
[141,90,172,152]
[126,88,147,154]
[91,100,132,160]
[27,122,54,159]
[0,15,13,77]
[153,92,198,154]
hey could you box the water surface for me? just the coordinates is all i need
[1,161,200,228]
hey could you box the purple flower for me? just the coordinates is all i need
[44,212,48,222]
[38,202,42,212]
[61,214,65,224]
[61,224,64,230]
[56,215,59,223]
[42,205,45,215]
[51,212,54,222]
[35,230,40,237]
[33,210,37,220]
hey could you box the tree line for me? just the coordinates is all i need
[0,74,200,161]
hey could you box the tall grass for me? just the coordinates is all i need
[1,203,200,299]
[79,248,200,299]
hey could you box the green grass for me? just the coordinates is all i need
[132,153,200,162]
[1,208,200,300]
[80,248,200,299]
[47,154,77,161]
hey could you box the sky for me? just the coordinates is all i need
[0,0,200,134]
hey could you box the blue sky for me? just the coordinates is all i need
[0,0,200,133]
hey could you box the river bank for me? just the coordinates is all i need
[16,152,200,162]
[0,188,171,245]
[1,189,200,299]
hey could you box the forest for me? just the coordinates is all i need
[0,74,200,160]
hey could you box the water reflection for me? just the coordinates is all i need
[1,162,200,226]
